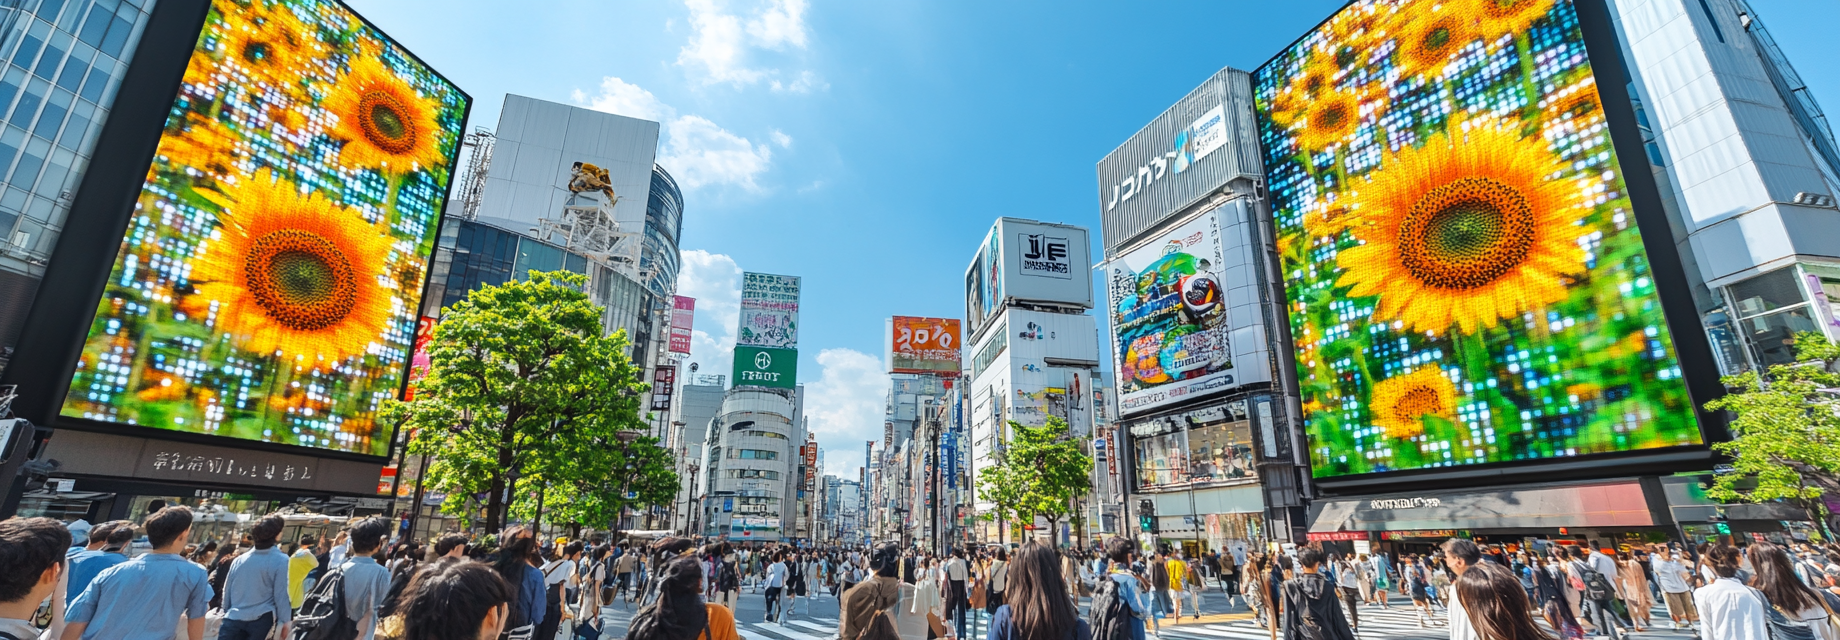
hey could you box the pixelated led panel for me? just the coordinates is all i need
[1251,0,1700,479]
[61,0,468,457]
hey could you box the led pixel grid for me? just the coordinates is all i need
[1252,0,1702,478]
[61,0,467,457]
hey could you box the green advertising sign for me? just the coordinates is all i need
[732,346,797,389]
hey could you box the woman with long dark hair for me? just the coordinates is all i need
[397,558,514,640]
[1749,542,1840,640]
[1456,562,1557,640]
[987,542,1089,640]
[625,556,740,640]
[493,525,545,638]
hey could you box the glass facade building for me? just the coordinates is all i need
[423,216,656,364]
[0,0,153,364]
[641,164,682,298]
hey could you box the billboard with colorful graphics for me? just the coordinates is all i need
[888,316,963,376]
[1105,209,1238,416]
[739,273,800,349]
[55,0,468,457]
[1253,0,1707,478]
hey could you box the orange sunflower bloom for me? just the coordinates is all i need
[1295,88,1364,150]
[1393,4,1478,80]
[324,57,445,172]
[1369,366,1459,439]
[189,170,396,367]
[215,6,312,83]
[1336,124,1588,334]
[1470,0,1558,40]
[1301,194,1360,238]
[1268,53,1341,126]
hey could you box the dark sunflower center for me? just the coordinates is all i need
[1423,26,1452,52]
[1393,386,1444,422]
[356,89,418,155]
[243,42,272,63]
[1396,176,1536,290]
[1312,103,1350,130]
[245,229,358,332]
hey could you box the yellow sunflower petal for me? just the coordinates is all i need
[1336,124,1589,334]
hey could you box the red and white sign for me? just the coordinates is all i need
[669,296,695,354]
[404,317,437,400]
[1306,531,1372,542]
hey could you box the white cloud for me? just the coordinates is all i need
[677,0,822,90]
[660,115,773,191]
[677,250,743,378]
[572,78,775,191]
[805,348,890,479]
[768,129,793,148]
[769,70,827,94]
[569,77,672,122]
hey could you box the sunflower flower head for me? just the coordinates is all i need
[1335,124,1588,334]
[1471,0,1558,41]
[1295,88,1365,151]
[1369,366,1459,439]
[1393,3,1478,80]
[189,170,396,367]
[324,57,445,172]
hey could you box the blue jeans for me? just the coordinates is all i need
[218,613,274,640]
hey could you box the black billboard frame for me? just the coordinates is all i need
[1247,0,1731,495]
[0,0,473,465]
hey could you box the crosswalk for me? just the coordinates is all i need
[734,616,841,640]
[1153,605,1448,640]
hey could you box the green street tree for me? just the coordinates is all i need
[1704,331,1840,535]
[976,416,1093,540]
[382,270,674,532]
[512,428,679,535]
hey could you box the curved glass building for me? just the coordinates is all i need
[642,164,684,298]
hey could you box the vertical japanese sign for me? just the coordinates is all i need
[669,296,696,354]
[738,273,801,348]
[651,366,676,412]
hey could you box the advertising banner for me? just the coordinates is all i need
[669,296,695,354]
[965,229,1003,340]
[739,273,800,348]
[1253,0,1704,479]
[889,316,963,376]
[651,366,676,412]
[732,346,798,389]
[1105,209,1236,416]
[405,317,437,401]
[1095,68,1262,252]
[1000,220,1094,309]
[54,0,470,457]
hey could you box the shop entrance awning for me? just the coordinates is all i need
[1308,480,1660,533]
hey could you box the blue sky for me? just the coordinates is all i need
[349,0,1840,476]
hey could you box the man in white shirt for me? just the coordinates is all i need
[1650,546,1698,629]
[764,553,789,623]
[1693,545,1769,640]
[1441,538,1481,640]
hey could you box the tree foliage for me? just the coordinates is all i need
[976,416,1093,533]
[1704,331,1840,530]
[381,271,675,531]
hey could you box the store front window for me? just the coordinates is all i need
[1130,399,1261,491]
[1727,267,1823,367]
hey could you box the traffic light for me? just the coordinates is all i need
[1139,515,1154,532]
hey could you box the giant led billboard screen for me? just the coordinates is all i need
[1253,0,1702,478]
[58,0,468,457]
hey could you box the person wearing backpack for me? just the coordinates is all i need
[1568,546,1624,640]
[491,526,545,640]
[1278,547,1355,640]
[1749,543,1840,640]
[289,516,391,640]
[1092,538,1151,640]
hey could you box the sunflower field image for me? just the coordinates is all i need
[60,0,467,456]
[1252,0,1701,478]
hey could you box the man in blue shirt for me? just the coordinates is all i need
[62,506,212,640]
[65,521,130,602]
[1103,539,1153,640]
[219,515,292,640]
[338,517,394,640]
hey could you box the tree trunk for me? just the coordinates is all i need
[486,428,516,533]
[534,485,545,533]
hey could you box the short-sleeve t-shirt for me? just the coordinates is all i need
[702,603,742,640]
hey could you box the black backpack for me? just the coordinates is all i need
[1575,562,1615,601]
[1088,577,1135,640]
[291,562,360,640]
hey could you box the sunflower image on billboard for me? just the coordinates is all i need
[1252,0,1701,478]
[60,0,467,456]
